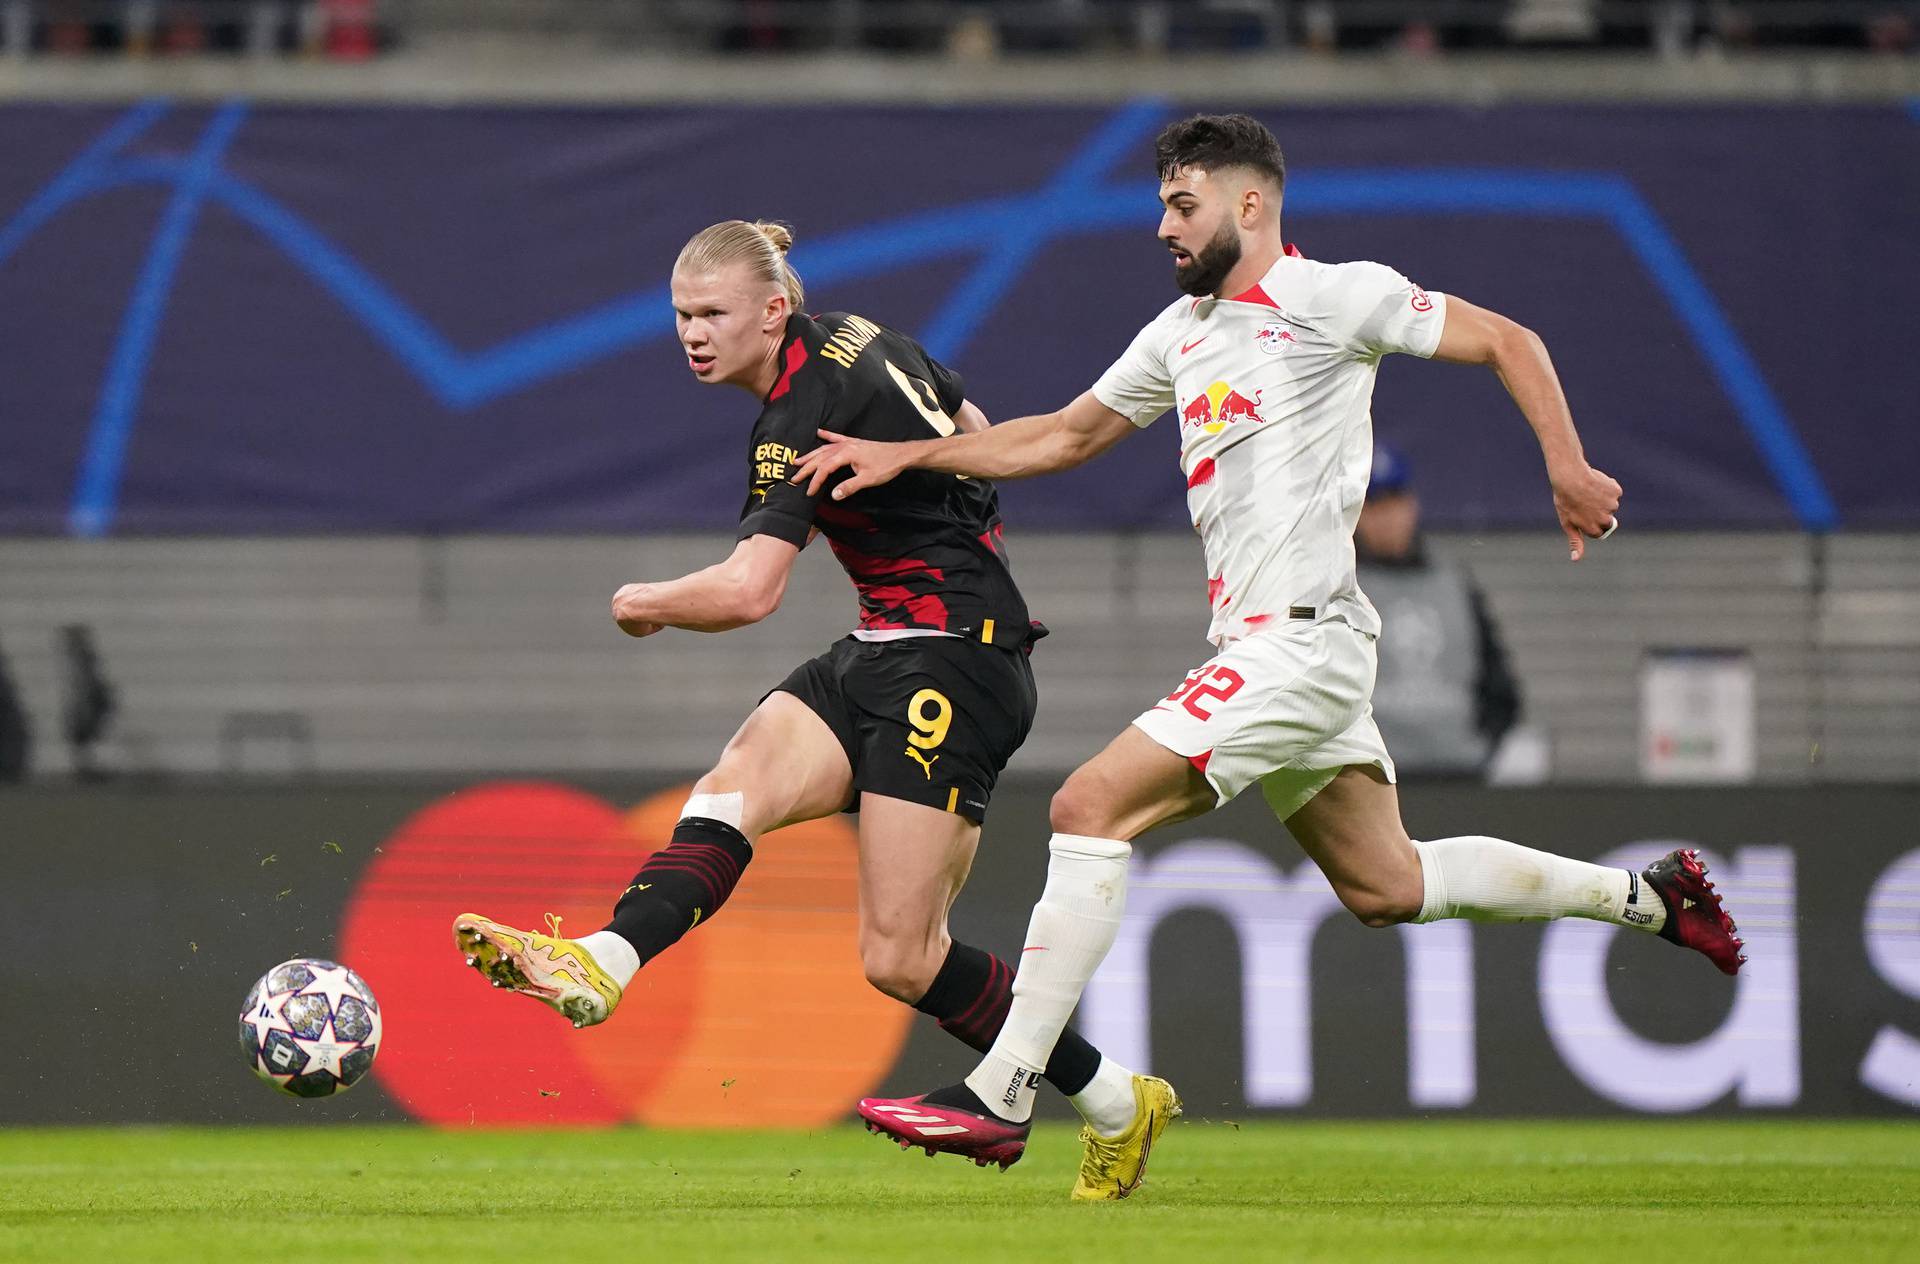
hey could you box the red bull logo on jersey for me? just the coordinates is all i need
[1180,380,1269,436]
[1256,321,1298,355]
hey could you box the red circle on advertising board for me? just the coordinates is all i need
[337,780,912,1128]
[337,781,701,1126]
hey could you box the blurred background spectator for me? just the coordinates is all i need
[0,0,387,56]
[0,634,30,784]
[1357,445,1523,781]
[59,624,116,782]
[0,2,1915,59]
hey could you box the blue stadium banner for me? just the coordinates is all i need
[2,102,1914,535]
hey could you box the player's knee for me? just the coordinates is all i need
[1348,900,1414,929]
[689,766,739,800]
[859,935,940,1004]
[1338,878,1422,928]
[1048,771,1116,837]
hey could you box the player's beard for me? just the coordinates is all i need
[1172,219,1243,297]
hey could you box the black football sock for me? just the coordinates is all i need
[922,1080,1000,1118]
[602,817,752,967]
[913,940,1103,1101]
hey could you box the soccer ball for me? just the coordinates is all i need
[239,958,382,1098]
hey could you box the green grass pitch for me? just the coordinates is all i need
[4,1121,1915,1262]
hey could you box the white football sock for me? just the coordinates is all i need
[1069,1056,1140,1137]
[1412,835,1666,934]
[576,930,642,988]
[964,833,1133,1123]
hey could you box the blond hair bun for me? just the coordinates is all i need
[676,219,804,311]
[751,221,796,255]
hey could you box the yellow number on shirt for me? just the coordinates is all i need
[885,360,957,437]
[907,688,953,750]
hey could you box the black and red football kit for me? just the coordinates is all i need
[739,311,1041,821]
[542,314,1110,1108]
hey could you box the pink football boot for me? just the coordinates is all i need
[1643,848,1747,975]
[857,1093,1030,1170]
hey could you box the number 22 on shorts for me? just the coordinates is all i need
[903,688,951,779]
[1165,666,1245,722]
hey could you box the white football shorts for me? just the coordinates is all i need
[1131,618,1395,821]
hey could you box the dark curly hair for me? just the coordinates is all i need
[1154,114,1286,192]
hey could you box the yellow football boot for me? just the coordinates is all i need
[452,912,622,1029]
[1070,1074,1181,1201]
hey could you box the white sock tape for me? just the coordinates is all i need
[681,790,745,830]
[1411,837,1445,923]
[1048,833,1132,861]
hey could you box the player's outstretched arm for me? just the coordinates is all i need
[610,534,801,636]
[1431,296,1623,561]
[792,391,1135,500]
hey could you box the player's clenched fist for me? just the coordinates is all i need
[610,584,663,637]
[1551,462,1623,562]
[792,429,918,499]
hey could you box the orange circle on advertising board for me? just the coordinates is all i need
[579,792,914,1126]
[337,780,911,1128]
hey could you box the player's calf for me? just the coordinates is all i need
[1405,836,1746,973]
[596,813,754,976]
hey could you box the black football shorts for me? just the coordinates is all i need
[768,635,1036,824]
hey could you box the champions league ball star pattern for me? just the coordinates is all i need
[239,959,382,1098]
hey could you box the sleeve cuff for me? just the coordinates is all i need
[1410,291,1449,359]
[1092,381,1166,429]
[738,509,813,547]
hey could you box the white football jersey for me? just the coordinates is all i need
[1093,248,1448,647]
